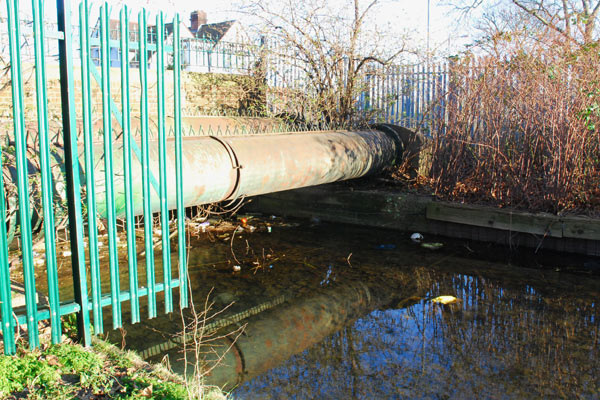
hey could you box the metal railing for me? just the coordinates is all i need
[359,63,449,132]
[0,13,451,132]
[0,0,188,354]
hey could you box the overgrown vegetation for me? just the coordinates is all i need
[427,49,600,213]
[423,1,600,214]
[0,338,226,399]
[184,72,266,116]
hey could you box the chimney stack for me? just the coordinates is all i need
[190,10,207,33]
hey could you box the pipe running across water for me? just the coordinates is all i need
[91,128,403,217]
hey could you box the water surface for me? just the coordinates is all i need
[111,218,599,399]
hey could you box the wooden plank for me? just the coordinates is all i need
[562,216,600,241]
[426,202,563,238]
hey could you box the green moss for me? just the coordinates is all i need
[0,352,61,396]
[47,343,103,372]
[0,340,218,399]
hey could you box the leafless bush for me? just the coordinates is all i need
[429,42,600,214]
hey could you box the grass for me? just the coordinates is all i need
[0,338,226,399]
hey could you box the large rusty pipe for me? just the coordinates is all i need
[92,129,400,217]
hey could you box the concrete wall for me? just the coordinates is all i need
[247,184,600,257]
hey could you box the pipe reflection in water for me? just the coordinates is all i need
[234,267,599,399]
[165,276,422,389]
[103,220,598,398]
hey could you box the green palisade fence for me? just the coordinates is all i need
[0,0,189,354]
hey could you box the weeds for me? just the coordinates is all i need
[178,288,243,400]
[428,45,600,214]
[0,340,190,399]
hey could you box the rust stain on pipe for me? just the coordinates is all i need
[91,128,399,217]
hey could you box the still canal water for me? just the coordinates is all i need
[111,217,599,399]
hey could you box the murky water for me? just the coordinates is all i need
[102,217,599,399]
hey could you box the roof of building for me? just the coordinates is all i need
[165,21,195,40]
[195,20,236,42]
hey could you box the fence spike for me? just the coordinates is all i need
[100,2,122,329]
[120,4,140,324]
[156,11,173,314]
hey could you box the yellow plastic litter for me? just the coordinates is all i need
[421,242,444,250]
[431,295,458,305]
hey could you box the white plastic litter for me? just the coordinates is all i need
[410,232,424,243]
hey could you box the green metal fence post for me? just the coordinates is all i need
[100,2,122,329]
[33,0,61,344]
[156,12,173,313]
[139,9,157,318]
[121,5,140,324]
[173,14,188,309]
[56,0,91,347]
[0,138,14,353]
[6,0,39,349]
[79,0,103,335]
[0,106,13,353]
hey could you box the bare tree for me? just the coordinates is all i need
[448,0,600,47]
[510,0,600,45]
[242,0,407,128]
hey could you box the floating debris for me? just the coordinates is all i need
[320,265,335,286]
[232,265,241,272]
[431,295,458,305]
[410,232,424,243]
[421,242,444,250]
[199,221,210,232]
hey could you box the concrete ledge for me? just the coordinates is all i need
[247,184,600,257]
[427,202,600,241]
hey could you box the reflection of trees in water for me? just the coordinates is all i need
[235,269,599,399]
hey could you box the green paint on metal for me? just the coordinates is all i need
[79,0,103,335]
[88,62,160,195]
[33,0,61,344]
[7,0,39,349]
[17,303,81,327]
[2,0,200,354]
[0,137,15,354]
[156,12,173,313]
[139,9,157,319]
[121,6,140,324]
[16,279,181,327]
[100,2,122,329]
[173,14,188,309]
[56,0,91,348]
